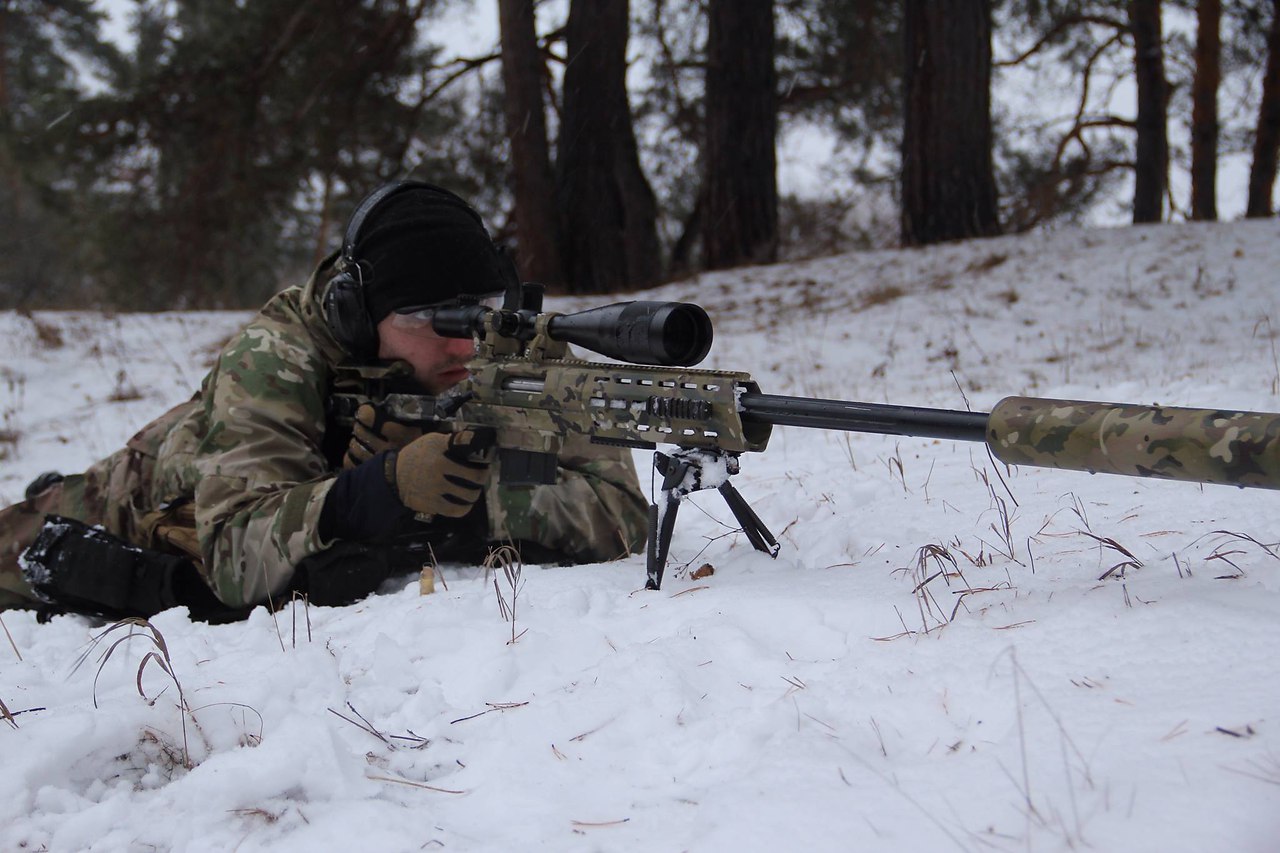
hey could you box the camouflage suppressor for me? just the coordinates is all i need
[985,397,1280,489]
[733,393,1280,488]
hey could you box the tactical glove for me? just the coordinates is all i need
[388,428,496,519]
[344,403,428,469]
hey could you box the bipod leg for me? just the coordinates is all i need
[645,448,779,589]
[645,451,692,591]
[717,481,780,558]
[645,490,682,590]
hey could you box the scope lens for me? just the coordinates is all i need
[658,303,712,365]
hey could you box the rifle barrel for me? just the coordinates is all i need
[740,392,1280,490]
[738,393,990,443]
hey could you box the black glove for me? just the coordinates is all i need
[20,515,238,622]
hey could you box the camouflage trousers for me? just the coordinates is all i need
[0,445,170,611]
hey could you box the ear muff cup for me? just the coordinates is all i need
[323,265,378,359]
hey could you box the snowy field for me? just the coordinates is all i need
[2,220,1279,851]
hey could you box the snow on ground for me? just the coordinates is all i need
[2,220,1279,852]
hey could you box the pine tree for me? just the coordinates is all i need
[556,0,662,293]
[901,0,1002,245]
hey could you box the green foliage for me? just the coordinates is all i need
[2,0,501,309]
[3,0,1276,307]
[0,0,124,305]
[81,0,460,308]
[775,0,903,141]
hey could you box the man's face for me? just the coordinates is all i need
[376,311,477,393]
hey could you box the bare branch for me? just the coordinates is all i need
[997,14,1131,68]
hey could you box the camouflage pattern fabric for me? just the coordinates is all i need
[0,481,64,609]
[988,396,1280,488]
[0,433,164,609]
[1,259,648,611]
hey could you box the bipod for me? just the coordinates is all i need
[645,447,780,590]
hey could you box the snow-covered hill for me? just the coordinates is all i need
[2,220,1279,851]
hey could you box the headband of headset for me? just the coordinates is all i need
[339,180,483,269]
[324,180,509,360]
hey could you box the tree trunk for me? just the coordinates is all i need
[1247,0,1280,218]
[556,0,662,294]
[667,187,705,280]
[704,0,778,270]
[1191,0,1220,221]
[900,0,1001,246]
[497,0,564,286]
[1129,0,1168,223]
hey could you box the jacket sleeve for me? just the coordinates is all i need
[487,431,649,564]
[191,324,337,607]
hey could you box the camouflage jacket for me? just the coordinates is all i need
[78,261,649,608]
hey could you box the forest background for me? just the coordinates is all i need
[2,0,1278,311]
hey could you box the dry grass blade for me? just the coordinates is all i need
[1178,529,1280,579]
[1207,529,1279,578]
[450,700,529,724]
[290,591,312,647]
[328,702,394,748]
[1252,316,1280,395]
[1173,552,1191,578]
[903,544,960,632]
[869,605,918,642]
[69,619,169,703]
[1077,530,1144,580]
[73,617,193,769]
[1205,549,1248,578]
[0,695,18,729]
[486,545,526,644]
[570,719,614,743]
[886,443,909,494]
[981,446,1019,508]
[261,562,285,653]
[136,651,176,699]
[389,730,432,749]
[1066,493,1091,531]
[0,612,20,661]
[367,773,466,794]
[420,542,448,594]
[1223,753,1280,787]
[190,701,265,747]
[1202,530,1280,557]
[983,479,1022,564]
[329,703,432,750]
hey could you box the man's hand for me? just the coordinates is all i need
[388,428,496,519]
[345,403,427,469]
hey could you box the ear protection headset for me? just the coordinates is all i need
[322,180,490,359]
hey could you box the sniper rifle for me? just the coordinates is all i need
[330,283,1280,590]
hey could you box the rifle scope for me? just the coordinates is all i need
[432,300,713,367]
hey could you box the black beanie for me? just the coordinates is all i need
[353,185,512,323]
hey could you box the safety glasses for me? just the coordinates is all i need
[388,293,504,337]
